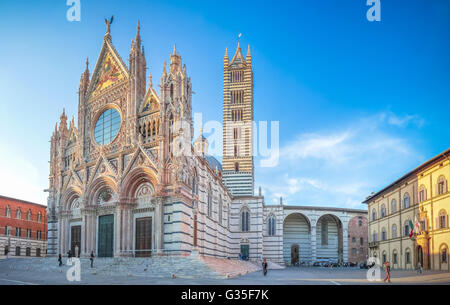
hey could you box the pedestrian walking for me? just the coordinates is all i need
[90,251,95,268]
[262,258,268,276]
[417,262,423,274]
[58,254,63,267]
[383,261,391,283]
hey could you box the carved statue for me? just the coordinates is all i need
[105,15,114,34]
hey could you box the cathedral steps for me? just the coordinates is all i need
[0,255,266,279]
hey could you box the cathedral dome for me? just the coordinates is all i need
[204,154,222,172]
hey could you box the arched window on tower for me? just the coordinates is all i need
[268,215,275,236]
[170,83,174,99]
[241,208,250,232]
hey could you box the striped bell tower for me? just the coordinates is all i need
[222,42,254,197]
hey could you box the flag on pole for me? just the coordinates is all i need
[414,216,420,234]
[409,219,414,238]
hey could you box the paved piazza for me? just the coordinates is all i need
[0,258,449,285]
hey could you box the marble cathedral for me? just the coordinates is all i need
[47,21,367,265]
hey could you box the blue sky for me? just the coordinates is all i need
[0,0,448,208]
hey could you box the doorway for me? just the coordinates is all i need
[291,244,299,266]
[98,215,114,257]
[135,217,152,257]
[71,225,81,257]
[417,246,423,267]
[240,244,249,260]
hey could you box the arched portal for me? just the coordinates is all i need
[291,244,299,266]
[283,213,311,266]
[316,214,343,263]
[417,246,423,268]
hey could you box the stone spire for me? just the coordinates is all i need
[170,44,182,73]
[79,57,90,97]
[135,20,141,50]
[224,48,229,65]
[246,45,251,63]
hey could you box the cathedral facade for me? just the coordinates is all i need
[47,22,367,265]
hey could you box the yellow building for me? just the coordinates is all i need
[364,148,450,270]
[416,149,450,271]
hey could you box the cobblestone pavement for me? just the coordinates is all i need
[0,258,449,285]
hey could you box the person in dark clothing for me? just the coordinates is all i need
[90,251,95,268]
[58,254,63,267]
[262,258,268,276]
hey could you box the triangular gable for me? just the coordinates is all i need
[229,44,247,67]
[87,39,129,100]
[139,88,160,114]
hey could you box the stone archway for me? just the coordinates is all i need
[316,214,343,263]
[417,246,423,268]
[283,213,311,266]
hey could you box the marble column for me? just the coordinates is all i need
[153,197,165,253]
[343,222,349,263]
[311,224,317,263]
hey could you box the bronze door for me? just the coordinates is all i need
[71,225,81,257]
[135,217,152,257]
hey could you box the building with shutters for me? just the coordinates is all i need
[47,20,367,265]
[364,148,450,270]
[0,195,47,257]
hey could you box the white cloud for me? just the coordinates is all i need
[256,112,424,209]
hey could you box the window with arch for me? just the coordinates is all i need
[380,204,386,218]
[437,176,448,196]
[241,208,250,232]
[27,210,32,221]
[441,245,448,263]
[381,228,386,241]
[392,223,397,238]
[267,215,275,236]
[419,185,427,202]
[37,212,42,223]
[437,209,448,229]
[234,162,239,172]
[391,199,397,213]
[372,231,377,242]
[5,205,11,218]
[403,193,410,209]
[16,208,22,219]
[207,184,212,218]
[170,83,174,99]
[371,209,377,221]
[218,195,223,225]
[393,250,398,264]
[405,249,411,264]
[382,251,387,264]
